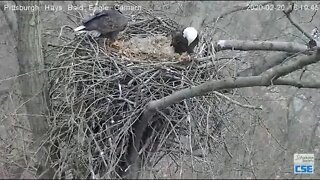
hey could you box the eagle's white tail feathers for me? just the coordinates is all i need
[77,30,87,34]
[75,30,87,36]
[74,25,86,32]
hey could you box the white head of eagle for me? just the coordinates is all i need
[183,27,198,46]
[170,27,199,55]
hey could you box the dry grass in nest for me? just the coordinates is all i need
[46,11,230,178]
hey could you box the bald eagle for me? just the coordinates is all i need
[170,27,199,55]
[74,7,128,47]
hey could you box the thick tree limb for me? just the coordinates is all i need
[213,40,309,78]
[198,40,307,63]
[197,40,306,68]
[15,1,54,179]
[274,78,320,88]
[198,40,307,78]
[260,52,320,83]
[237,52,293,77]
[216,40,308,53]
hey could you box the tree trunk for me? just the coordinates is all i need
[16,1,54,178]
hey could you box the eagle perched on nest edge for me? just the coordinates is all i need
[74,5,128,48]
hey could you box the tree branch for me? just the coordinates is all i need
[216,40,308,53]
[260,51,320,82]
[217,4,254,20]
[213,91,263,110]
[198,40,308,64]
[199,40,309,78]
[213,40,311,78]
[237,52,293,77]
[274,78,320,88]
[210,1,272,23]
[283,2,314,41]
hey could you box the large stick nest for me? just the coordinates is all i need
[46,11,231,179]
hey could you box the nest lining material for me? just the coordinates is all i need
[46,12,226,178]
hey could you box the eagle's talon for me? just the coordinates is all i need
[178,52,192,62]
[110,40,122,50]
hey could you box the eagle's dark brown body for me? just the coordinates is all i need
[74,8,128,42]
[170,27,199,55]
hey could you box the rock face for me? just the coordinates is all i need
[1,1,320,179]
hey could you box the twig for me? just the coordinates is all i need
[212,91,263,110]
[283,3,314,41]
[58,25,74,39]
[223,141,233,159]
[212,1,273,23]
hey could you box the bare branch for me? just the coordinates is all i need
[283,3,314,41]
[213,91,263,110]
[237,52,293,77]
[213,1,272,22]
[216,40,308,53]
[274,78,320,88]
[307,9,318,23]
[261,51,320,82]
[198,40,308,73]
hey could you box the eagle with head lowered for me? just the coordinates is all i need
[170,27,199,55]
[74,6,128,47]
